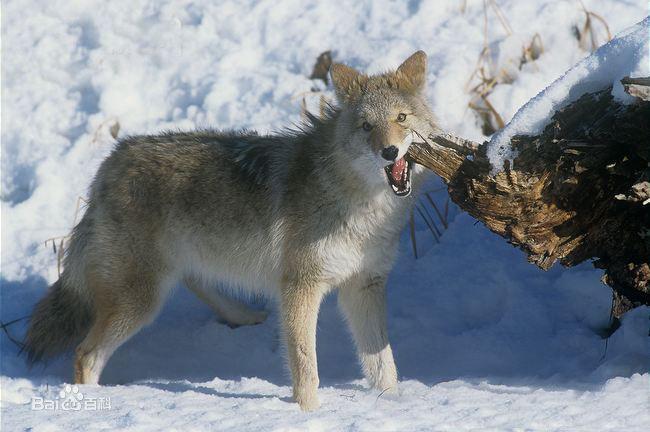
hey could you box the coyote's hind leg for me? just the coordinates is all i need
[74,269,172,384]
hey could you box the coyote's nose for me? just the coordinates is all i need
[381,146,399,161]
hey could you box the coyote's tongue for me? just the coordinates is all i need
[391,157,406,186]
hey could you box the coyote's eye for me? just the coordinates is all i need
[362,121,373,131]
[397,113,407,122]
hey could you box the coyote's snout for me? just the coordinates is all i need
[24,50,436,411]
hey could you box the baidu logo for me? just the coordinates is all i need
[31,385,111,411]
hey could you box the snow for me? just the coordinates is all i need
[1,0,649,430]
[487,16,650,170]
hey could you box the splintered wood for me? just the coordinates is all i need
[408,78,650,317]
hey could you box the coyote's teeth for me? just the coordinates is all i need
[384,158,413,197]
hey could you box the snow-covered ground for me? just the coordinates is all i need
[1,0,649,430]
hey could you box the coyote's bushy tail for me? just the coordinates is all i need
[23,278,93,364]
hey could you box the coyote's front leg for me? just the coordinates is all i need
[280,277,325,411]
[338,274,398,393]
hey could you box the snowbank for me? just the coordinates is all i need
[488,16,650,170]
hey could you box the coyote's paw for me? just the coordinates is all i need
[242,308,269,325]
[365,357,398,393]
[293,385,320,411]
[223,308,269,328]
[295,392,320,411]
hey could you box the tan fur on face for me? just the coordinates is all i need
[369,122,407,153]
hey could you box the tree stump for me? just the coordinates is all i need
[408,78,650,317]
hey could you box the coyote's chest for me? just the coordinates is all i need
[314,194,407,284]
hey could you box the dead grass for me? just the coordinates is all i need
[466,1,545,135]
[409,191,450,259]
[465,0,513,135]
[90,117,120,148]
[42,117,121,276]
[44,196,88,277]
[520,33,543,70]
[574,0,612,52]
[293,91,332,121]
[466,0,611,134]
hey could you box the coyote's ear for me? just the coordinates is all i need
[330,63,367,104]
[396,50,427,93]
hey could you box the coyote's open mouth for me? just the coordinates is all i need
[384,156,413,197]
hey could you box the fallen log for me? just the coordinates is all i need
[408,78,650,318]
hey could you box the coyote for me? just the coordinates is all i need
[24,51,436,410]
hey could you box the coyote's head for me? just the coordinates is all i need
[330,51,434,197]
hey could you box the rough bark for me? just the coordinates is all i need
[408,78,650,317]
